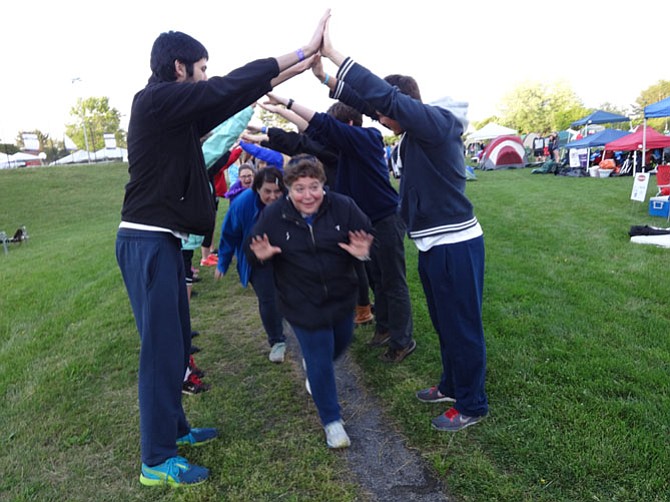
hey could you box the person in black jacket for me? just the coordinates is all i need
[243,117,374,327]
[248,155,373,449]
[115,11,331,488]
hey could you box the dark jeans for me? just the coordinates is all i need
[418,236,488,417]
[367,213,413,349]
[116,229,191,466]
[250,265,285,346]
[292,312,354,425]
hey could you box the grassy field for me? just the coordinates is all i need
[1,163,669,501]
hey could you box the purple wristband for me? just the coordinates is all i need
[296,48,305,61]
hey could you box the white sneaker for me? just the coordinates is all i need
[324,420,350,449]
[269,342,286,363]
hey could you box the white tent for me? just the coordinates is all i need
[0,151,42,169]
[93,147,128,161]
[50,150,93,165]
[466,123,518,143]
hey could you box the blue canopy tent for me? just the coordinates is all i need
[642,97,670,170]
[645,97,670,119]
[571,110,630,128]
[564,129,629,149]
[564,129,630,171]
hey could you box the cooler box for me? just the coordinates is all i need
[649,196,670,218]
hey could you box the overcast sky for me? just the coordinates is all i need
[1,0,667,144]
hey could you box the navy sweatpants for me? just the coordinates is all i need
[116,228,192,466]
[417,236,488,417]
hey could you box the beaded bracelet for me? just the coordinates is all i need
[296,48,305,61]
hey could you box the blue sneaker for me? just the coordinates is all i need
[431,407,486,432]
[176,427,218,446]
[139,456,208,487]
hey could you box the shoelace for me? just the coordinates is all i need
[444,407,460,420]
[157,456,188,480]
[188,373,204,385]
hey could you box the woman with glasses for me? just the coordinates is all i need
[224,163,256,204]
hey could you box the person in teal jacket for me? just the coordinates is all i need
[215,168,288,362]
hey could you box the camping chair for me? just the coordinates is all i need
[656,164,670,196]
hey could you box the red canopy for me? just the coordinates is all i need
[604,125,670,151]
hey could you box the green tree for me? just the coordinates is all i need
[258,108,294,131]
[632,80,670,131]
[65,97,126,152]
[499,81,587,134]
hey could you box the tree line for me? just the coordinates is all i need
[4,80,669,163]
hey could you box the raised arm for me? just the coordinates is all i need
[264,92,316,128]
[260,94,311,132]
[271,9,330,86]
[320,17,346,68]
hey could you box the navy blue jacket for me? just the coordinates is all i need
[122,58,278,235]
[334,58,477,239]
[248,191,372,329]
[306,113,398,224]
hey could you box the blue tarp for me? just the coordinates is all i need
[571,110,629,127]
[563,129,629,149]
[644,97,670,119]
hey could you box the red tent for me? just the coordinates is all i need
[479,135,527,170]
[604,126,670,152]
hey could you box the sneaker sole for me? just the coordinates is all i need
[139,474,206,487]
[327,439,351,449]
[417,395,456,404]
[431,416,485,432]
[176,437,217,447]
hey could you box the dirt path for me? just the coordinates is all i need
[284,334,451,501]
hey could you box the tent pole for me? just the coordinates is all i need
[642,118,647,173]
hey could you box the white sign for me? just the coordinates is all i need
[103,133,117,149]
[21,133,40,151]
[631,172,650,202]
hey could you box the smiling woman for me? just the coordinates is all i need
[248,154,373,449]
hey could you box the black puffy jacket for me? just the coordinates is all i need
[248,191,372,329]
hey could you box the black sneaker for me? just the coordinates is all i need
[379,340,416,363]
[190,345,201,354]
[188,355,205,378]
[182,374,210,395]
[416,386,456,403]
